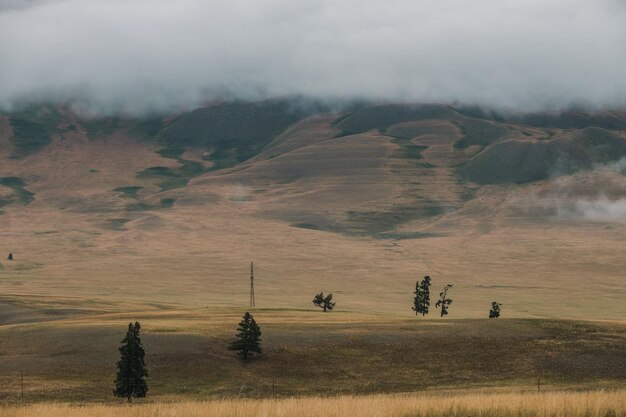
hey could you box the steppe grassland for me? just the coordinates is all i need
[1,390,624,417]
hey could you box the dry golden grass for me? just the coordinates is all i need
[0,308,623,402]
[0,115,625,318]
[1,390,624,417]
[0,111,625,410]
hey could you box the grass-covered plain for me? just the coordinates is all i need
[1,390,624,417]
[0,102,625,414]
[0,303,623,403]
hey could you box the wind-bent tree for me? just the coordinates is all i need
[312,292,336,312]
[228,312,262,360]
[114,321,148,402]
[435,284,453,317]
[412,275,432,316]
[489,301,502,318]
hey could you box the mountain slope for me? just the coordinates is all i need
[0,100,625,320]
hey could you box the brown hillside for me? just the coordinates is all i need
[0,102,624,320]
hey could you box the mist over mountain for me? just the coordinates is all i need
[1,0,626,115]
[1,0,625,318]
[2,0,626,407]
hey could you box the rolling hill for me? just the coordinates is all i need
[0,100,625,320]
[0,99,625,402]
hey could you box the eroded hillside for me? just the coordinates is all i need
[0,101,625,319]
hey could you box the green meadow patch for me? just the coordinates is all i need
[452,118,509,149]
[390,137,428,160]
[0,176,35,205]
[9,118,53,158]
[7,105,63,155]
[137,146,210,192]
[113,186,143,198]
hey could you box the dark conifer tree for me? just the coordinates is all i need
[228,312,262,360]
[113,321,148,402]
[412,275,431,316]
[421,276,431,314]
[489,301,502,318]
[435,284,453,317]
[412,280,420,315]
[312,292,335,312]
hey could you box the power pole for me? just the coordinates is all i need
[20,371,23,400]
[249,262,255,307]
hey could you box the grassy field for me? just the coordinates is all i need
[1,390,624,417]
[0,104,625,412]
[0,304,623,403]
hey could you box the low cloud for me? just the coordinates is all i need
[533,158,626,222]
[556,196,626,222]
[1,0,626,114]
[603,158,626,176]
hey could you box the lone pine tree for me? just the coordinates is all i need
[312,292,336,312]
[435,284,453,317]
[228,312,262,360]
[113,321,148,402]
[489,301,502,318]
[412,275,432,316]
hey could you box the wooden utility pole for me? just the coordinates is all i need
[20,371,23,400]
[249,262,255,307]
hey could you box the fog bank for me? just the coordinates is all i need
[1,0,626,114]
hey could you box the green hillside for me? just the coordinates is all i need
[158,99,317,169]
[462,128,626,184]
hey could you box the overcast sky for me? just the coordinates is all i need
[1,0,625,114]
